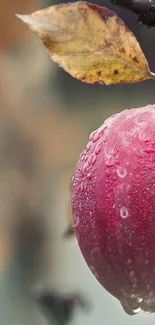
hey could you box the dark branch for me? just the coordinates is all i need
[111,0,155,27]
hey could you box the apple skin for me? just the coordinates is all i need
[72,105,155,315]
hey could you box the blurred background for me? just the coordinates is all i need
[1,0,155,324]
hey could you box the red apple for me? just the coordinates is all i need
[72,105,155,315]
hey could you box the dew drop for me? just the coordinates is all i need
[117,166,127,178]
[106,168,111,178]
[149,291,153,298]
[131,294,136,299]
[80,182,84,193]
[90,265,99,278]
[86,142,91,151]
[84,192,89,200]
[139,131,145,141]
[144,148,155,154]
[104,145,116,167]
[92,155,97,166]
[100,128,106,137]
[106,157,115,167]
[95,142,102,155]
[139,129,150,142]
[135,120,147,127]
[82,163,88,174]
[74,216,79,228]
[137,297,143,303]
[89,131,96,141]
[79,150,84,159]
[91,247,99,257]
[127,258,132,265]
[120,206,129,219]
[133,307,141,314]
[87,173,92,180]
[79,203,82,212]
[147,284,151,290]
[87,155,93,165]
[92,131,101,142]
[89,211,93,217]
[129,270,138,284]
[72,176,75,183]
[83,154,88,163]
[104,114,117,127]
[103,135,108,143]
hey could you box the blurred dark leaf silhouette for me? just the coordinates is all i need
[37,291,89,325]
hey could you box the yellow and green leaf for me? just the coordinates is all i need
[16,1,155,85]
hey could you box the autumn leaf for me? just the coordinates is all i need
[16,1,155,85]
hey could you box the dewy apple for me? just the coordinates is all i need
[72,105,155,315]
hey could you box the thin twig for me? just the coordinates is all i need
[111,0,155,27]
